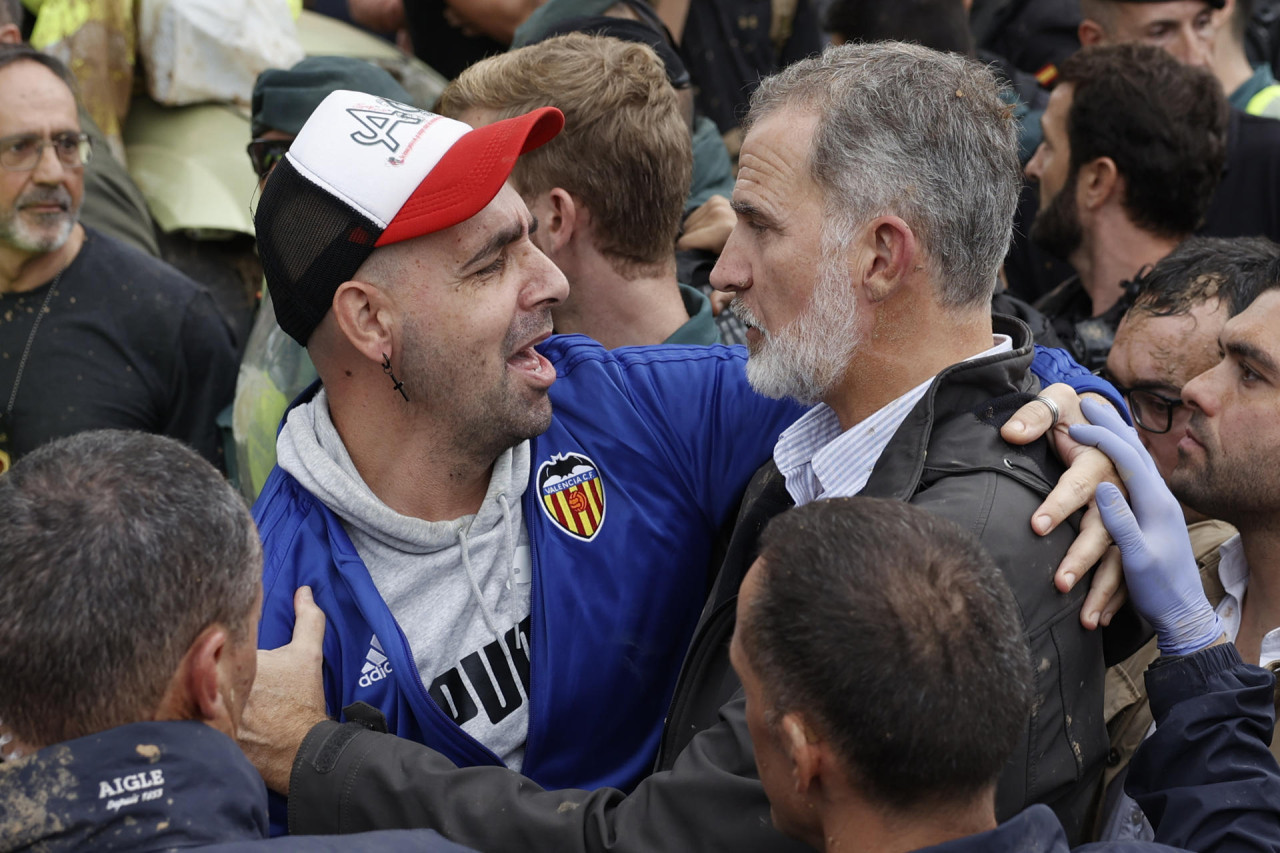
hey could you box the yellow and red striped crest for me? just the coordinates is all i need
[537,452,607,541]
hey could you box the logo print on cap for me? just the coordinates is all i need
[537,452,606,541]
[347,98,425,153]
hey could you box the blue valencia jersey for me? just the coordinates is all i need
[254,333,1124,832]
[255,337,805,801]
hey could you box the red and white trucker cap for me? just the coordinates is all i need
[255,90,564,345]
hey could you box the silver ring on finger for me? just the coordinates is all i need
[1033,394,1061,427]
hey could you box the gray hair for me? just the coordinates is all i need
[745,41,1020,308]
[0,431,261,747]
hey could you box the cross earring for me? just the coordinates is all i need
[382,353,409,402]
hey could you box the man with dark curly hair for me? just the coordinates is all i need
[1027,44,1228,371]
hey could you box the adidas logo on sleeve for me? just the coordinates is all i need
[359,635,394,688]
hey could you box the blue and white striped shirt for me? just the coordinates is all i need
[775,335,1013,506]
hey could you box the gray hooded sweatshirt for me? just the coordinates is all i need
[277,389,532,770]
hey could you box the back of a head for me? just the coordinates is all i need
[1129,235,1280,319]
[745,41,1020,309]
[251,55,413,138]
[0,431,260,748]
[824,0,975,55]
[1058,44,1228,239]
[439,32,692,276]
[742,497,1032,812]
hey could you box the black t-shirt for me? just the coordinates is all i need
[1033,275,1129,372]
[1203,109,1280,244]
[403,0,506,81]
[0,228,237,469]
[681,0,824,134]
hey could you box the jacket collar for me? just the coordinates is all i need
[0,720,268,852]
[861,315,1040,501]
[913,805,1068,853]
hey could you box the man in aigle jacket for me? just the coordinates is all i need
[0,431,474,853]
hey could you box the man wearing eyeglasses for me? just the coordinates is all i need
[1103,236,1278,520]
[0,44,237,474]
[1093,233,1280,842]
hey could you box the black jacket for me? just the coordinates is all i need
[301,641,1280,853]
[283,317,1107,850]
[0,719,472,852]
[658,316,1105,840]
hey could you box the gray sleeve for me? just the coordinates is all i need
[289,693,810,853]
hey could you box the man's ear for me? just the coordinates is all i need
[1078,18,1105,46]
[1077,156,1120,212]
[534,188,580,256]
[332,279,395,365]
[0,23,20,44]
[166,624,236,735]
[781,712,823,795]
[859,215,918,303]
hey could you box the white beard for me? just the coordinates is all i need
[1,187,77,254]
[733,239,862,406]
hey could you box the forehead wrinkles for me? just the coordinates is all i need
[0,65,77,131]
[1118,314,1204,384]
[735,141,810,227]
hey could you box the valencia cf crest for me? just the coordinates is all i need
[537,452,606,541]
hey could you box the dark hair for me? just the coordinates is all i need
[740,497,1032,812]
[0,42,78,97]
[1129,236,1280,319]
[1058,44,1227,239]
[0,0,21,28]
[823,0,974,55]
[0,431,261,747]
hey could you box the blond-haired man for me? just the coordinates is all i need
[441,33,720,348]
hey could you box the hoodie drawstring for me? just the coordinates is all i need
[458,492,517,642]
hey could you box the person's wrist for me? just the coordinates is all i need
[245,710,328,795]
[1156,609,1226,657]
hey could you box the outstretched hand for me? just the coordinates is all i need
[238,586,330,795]
[1069,398,1225,655]
[1002,383,1126,628]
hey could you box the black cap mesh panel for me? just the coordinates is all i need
[255,158,382,345]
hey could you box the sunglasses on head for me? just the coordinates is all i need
[247,138,292,179]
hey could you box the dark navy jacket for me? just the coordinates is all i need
[254,334,1124,830]
[0,720,472,851]
[915,644,1280,853]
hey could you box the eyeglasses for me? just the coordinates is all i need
[0,132,92,172]
[247,138,291,179]
[1095,370,1184,434]
[1123,387,1185,435]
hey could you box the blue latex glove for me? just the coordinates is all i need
[1068,397,1224,655]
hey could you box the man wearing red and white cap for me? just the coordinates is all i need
[246,89,806,828]
[243,84,1126,841]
